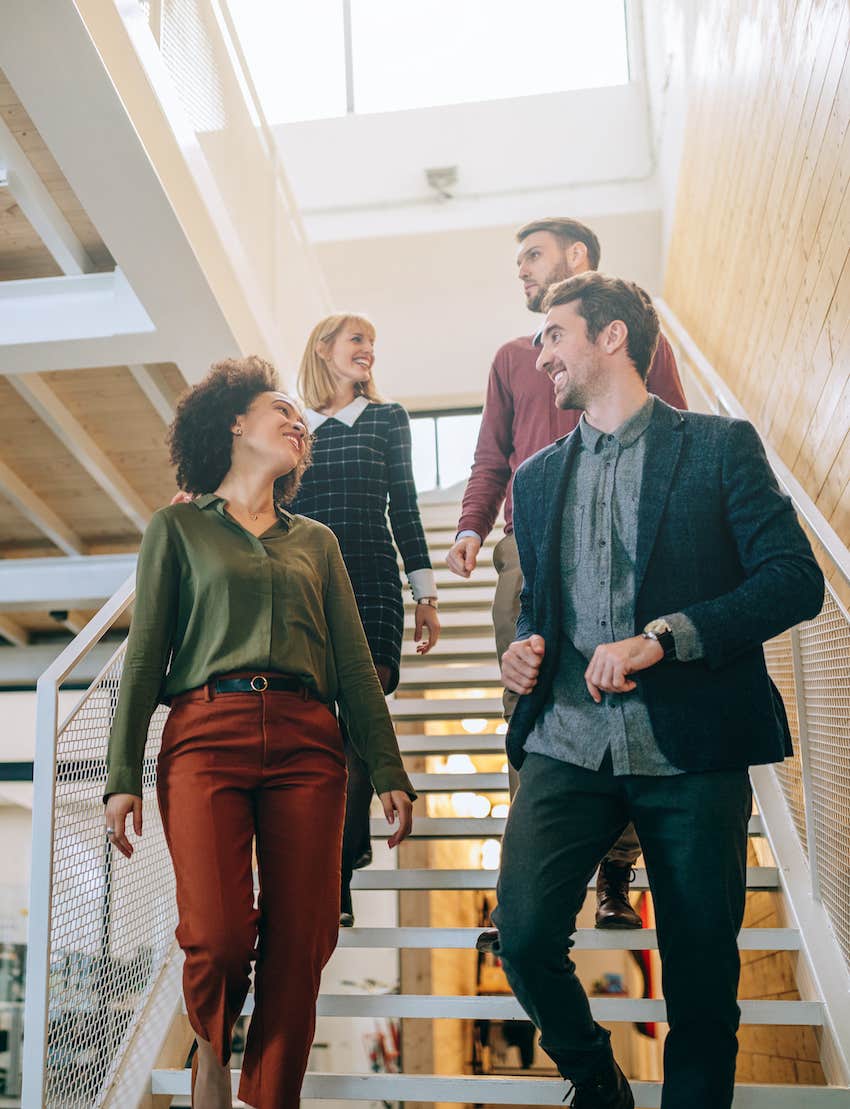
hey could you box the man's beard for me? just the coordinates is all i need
[526,259,575,313]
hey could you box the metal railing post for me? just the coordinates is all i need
[789,624,822,901]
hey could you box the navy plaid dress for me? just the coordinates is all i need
[291,400,432,693]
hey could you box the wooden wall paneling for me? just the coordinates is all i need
[734,0,840,414]
[760,36,850,442]
[665,0,850,552]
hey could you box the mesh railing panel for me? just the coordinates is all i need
[797,591,850,972]
[764,631,807,852]
[43,649,176,1108]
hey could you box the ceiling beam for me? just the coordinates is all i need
[0,456,86,556]
[0,554,135,612]
[0,641,116,686]
[129,364,176,425]
[0,113,94,276]
[7,374,152,532]
[0,269,155,353]
[0,615,30,648]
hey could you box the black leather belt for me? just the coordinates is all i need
[214,675,306,695]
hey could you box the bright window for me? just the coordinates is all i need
[231,1,629,125]
[411,409,482,492]
[351,0,629,115]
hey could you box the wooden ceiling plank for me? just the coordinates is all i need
[0,113,94,277]
[8,374,151,533]
[0,456,86,555]
[0,614,29,647]
[129,364,176,425]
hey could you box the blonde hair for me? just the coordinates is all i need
[297,314,383,411]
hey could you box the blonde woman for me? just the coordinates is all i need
[292,314,440,925]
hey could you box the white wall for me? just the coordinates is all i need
[311,211,664,409]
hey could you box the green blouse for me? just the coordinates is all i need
[105,494,416,801]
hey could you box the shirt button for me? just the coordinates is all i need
[607,435,614,442]
[605,462,611,469]
[599,539,606,547]
[600,619,607,627]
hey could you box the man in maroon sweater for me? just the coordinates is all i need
[448,217,687,931]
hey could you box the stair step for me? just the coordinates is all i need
[402,634,496,659]
[231,994,822,1024]
[405,587,494,608]
[351,866,779,890]
[149,1069,850,1106]
[431,608,495,630]
[398,663,502,689]
[336,926,799,951]
[407,772,508,791]
[370,815,765,838]
[390,697,504,721]
[432,566,498,588]
[425,528,497,546]
[398,732,506,754]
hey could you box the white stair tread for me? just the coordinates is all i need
[336,926,799,951]
[432,609,495,629]
[225,994,821,1024]
[351,866,779,890]
[397,733,507,754]
[402,634,496,658]
[426,528,498,546]
[405,587,494,608]
[407,772,508,791]
[152,1070,848,1105]
[390,697,504,720]
[398,663,502,688]
[432,566,498,587]
[370,815,764,837]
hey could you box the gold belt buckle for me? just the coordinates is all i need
[250,675,269,692]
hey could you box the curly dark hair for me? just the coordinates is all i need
[168,355,311,508]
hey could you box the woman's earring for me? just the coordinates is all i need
[235,428,243,436]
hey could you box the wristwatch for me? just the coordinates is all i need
[417,597,439,610]
[642,618,676,660]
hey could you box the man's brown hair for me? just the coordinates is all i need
[516,217,602,270]
[542,272,660,381]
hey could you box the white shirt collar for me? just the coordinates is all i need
[305,395,370,431]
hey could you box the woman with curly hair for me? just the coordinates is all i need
[104,356,415,1109]
[292,314,440,927]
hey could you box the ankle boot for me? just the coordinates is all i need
[595,859,642,929]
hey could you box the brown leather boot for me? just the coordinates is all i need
[595,859,642,929]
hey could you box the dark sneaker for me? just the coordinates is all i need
[565,1059,634,1107]
[595,860,642,929]
[475,927,500,953]
[340,883,354,928]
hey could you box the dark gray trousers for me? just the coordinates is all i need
[491,752,751,1109]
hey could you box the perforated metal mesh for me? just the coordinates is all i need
[43,648,177,1108]
[160,0,227,134]
[764,630,807,852]
[796,591,850,971]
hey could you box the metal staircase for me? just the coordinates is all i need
[21,310,850,1106]
[140,501,849,1107]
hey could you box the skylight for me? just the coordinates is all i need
[230,0,630,125]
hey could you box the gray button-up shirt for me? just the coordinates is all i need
[524,396,700,776]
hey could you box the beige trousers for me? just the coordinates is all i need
[491,532,641,866]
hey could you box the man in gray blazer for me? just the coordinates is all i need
[493,272,824,1108]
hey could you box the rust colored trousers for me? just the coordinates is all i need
[156,675,347,1109]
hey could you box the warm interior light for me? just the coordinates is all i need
[481,839,502,870]
[445,754,475,774]
[470,794,492,818]
[496,722,508,735]
[500,762,509,774]
[491,803,509,819]
[461,717,487,734]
